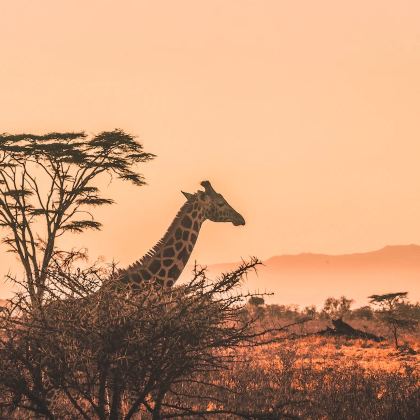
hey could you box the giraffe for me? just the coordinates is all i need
[115,180,245,290]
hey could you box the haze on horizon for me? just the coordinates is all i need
[1,1,420,298]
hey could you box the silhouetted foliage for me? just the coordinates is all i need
[0,131,418,418]
[321,296,354,320]
[396,301,420,321]
[0,130,154,307]
[369,292,418,349]
[302,305,317,319]
[349,305,374,320]
[264,304,301,320]
[248,296,265,306]
[0,257,306,419]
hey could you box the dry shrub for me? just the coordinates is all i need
[0,258,304,419]
[209,340,419,419]
[1,254,418,419]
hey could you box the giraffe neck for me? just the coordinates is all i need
[120,198,205,289]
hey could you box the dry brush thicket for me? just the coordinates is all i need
[1,257,419,419]
[0,258,297,419]
[0,131,418,419]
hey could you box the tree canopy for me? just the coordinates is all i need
[0,129,155,306]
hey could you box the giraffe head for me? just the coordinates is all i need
[182,180,245,226]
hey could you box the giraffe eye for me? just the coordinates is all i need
[217,202,224,207]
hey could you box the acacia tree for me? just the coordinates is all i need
[0,130,155,308]
[368,292,418,349]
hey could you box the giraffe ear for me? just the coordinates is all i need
[181,191,194,200]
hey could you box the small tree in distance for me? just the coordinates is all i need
[368,292,418,349]
[321,296,354,320]
[0,130,155,308]
[248,296,265,306]
[303,304,317,319]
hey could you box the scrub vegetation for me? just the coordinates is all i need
[0,131,418,419]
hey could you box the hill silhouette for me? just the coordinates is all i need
[184,245,420,307]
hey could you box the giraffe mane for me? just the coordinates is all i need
[121,198,195,273]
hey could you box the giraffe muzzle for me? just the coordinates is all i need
[232,214,246,226]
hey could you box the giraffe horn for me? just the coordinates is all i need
[200,180,216,195]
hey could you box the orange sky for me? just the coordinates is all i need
[1,1,420,297]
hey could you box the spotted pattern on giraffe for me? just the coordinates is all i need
[168,266,180,279]
[179,248,189,264]
[181,216,192,228]
[149,260,160,274]
[132,272,141,282]
[111,180,245,292]
[163,248,175,257]
[139,270,151,281]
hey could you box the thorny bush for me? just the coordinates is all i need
[0,257,302,419]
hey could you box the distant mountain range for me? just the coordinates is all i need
[1,245,419,308]
[183,245,420,308]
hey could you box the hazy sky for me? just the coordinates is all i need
[1,1,420,295]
